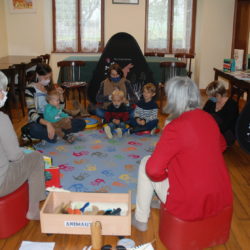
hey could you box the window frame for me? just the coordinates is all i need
[52,0,105,53]
[144,0,197,54]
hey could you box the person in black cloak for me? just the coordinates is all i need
[236,99,250,154]
[87,32,154,118]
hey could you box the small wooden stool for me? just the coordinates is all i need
[0,182,29,238]
[159,203,233,250]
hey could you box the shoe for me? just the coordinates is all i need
[104,126,113,139]
[131,212,148,232]
[150,127,157,135]
[150,199,161,209]
[63,134,76,144]
[116,128,123,138]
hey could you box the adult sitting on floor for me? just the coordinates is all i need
[24,63,86,143]
[94,63,138,119]
[0,71,45,220]
[203,80,239,146]
[132,76,233,232]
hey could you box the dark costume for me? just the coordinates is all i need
[203,98,239,146]
[88,32,153,103]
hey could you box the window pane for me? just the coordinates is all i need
[55,0,77,52]
[147,0,169,51]
[80,0,101,52]
[173,0,193,52]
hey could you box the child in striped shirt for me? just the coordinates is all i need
[129,83,158,134]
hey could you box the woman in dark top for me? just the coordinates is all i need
[203,80,239,146]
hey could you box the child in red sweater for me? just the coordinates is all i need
[104,89,129,139]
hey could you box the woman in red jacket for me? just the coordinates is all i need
[132,77,233,232]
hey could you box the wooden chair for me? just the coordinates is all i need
[57,61,88,109]
[159,61,187,111]
[11,63,29,117]
[174,53,195,78]
[145,52,165,57]
[40,54,50,64]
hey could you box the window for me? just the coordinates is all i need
[52,0,104,53]
[145,0,196,54]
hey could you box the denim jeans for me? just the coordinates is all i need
[28,118,86,143]
[129,119,158,132]
[108,121,126,132]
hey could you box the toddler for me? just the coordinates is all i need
[129,83,158,134]
[44,90,75,143]
[104,89,129,139]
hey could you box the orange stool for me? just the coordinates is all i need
[159,204,233,250]
[0,182,29,238]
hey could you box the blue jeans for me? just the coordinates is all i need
[129,119,158,132]
[28,118,86,143]
[108,122,126,132]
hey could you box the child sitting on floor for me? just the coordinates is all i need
[129,83,158,134]
[44,90,75,143]
[104,89,129,139]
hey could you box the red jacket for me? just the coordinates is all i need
[146,109,233,221]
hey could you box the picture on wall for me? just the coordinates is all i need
[9,0,36,13]
[112,0,139,4]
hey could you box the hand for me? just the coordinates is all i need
[113,119,120,125]
[122,63,134,78]
[46,122,55,140]
[56,87,64,95]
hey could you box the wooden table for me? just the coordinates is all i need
[214,68,250,102]
[0,56,35,69]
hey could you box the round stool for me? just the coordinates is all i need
[159,203,233,250]
[0,181,29,238]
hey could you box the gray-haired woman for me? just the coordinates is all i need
[0,71,46,220]
[132,77,232,231]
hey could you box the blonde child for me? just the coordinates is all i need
[44,90,75,143]
[129,83,158,134]
[104,89,129,139]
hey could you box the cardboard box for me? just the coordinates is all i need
[40,191,131,236]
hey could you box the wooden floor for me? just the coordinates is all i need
[0,99,250,250]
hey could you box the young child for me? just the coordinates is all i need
[129,83,158,134]
[44,90,75,143]
[104,89,129,139]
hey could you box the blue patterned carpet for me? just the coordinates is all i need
[35,129,160,204]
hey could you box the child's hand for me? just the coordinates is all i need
[113,119,120,125]
[136,118,145,126]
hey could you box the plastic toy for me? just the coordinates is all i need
[84,117,99,128]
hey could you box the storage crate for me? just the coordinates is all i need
[40,191,131,236]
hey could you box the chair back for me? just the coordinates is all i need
[174,53,195,78]
[57,61,86,84]
[145,52,165,57]
[160,61,187,82]
[40,54,50,64]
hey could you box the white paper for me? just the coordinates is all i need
[19,241,55,250]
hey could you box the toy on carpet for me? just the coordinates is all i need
[84,117,99,128]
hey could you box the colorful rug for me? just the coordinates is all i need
[35,129,160,204]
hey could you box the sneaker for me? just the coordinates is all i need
[116,128,123,138]
[63,134,76,144]
[150,127,157,135]
[104,125,113,139]
[131,212,148,232]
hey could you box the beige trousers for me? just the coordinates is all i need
[135,155,169,223]
[0,151,46,204]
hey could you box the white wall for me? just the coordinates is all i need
[195,0,235,88]
[0,0,8,57]
[3,0,235,89]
